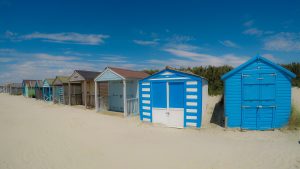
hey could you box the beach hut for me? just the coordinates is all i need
[52,76,70,105]
[9,83,22,95]
[139,68,208,128]
[68,70,101,108]
[34,80,43,100]
[94,67,149,116]
[221,55,296,130]
[42,78,54,101]
[22,80,37,98]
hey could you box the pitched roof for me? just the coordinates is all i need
[53,76,70,85]
[141,67,207,81]
[35,80,43,87]
[45,78,55,85]
[23,80,39,87]
[109,67,149,79]
[75,70,101,80]
[221,55,297,80]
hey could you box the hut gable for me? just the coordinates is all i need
[34,80,43,88]
[142,68,205,81]
[22,80,38,88]
[95,67,149,81]
[69,70,101,82]
[43,78,54,87]
[53,76,70,85]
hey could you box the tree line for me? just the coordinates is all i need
[144,63,300,96]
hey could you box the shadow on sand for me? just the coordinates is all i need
[210,95,225,127]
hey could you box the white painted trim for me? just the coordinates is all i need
[186,81,197,85]
[143,118,151,122]
[186,122,197,127]
[186,95,197,99]
[166,82,170,111]
[149,77,189,81]
[186,88,197,92]
[142,82,150,85]
[142,88,150,92]
[142,106,150,110]
[143,112,151,116]
[186,116,197,120]
[142,94,150,98]
[186,109,197,113]
[141,100,149,104]
[187,102,197,106]
[94,67,125,82]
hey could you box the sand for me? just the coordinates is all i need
[0,94,300,169]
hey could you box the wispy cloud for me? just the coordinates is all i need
[133,39,159,46]
[160,40,249,67]
[219,40,240,48]
[263,32,300,52]
[34,53,80,61]
[243,20,254,27]
[0,49,146,83]
[16,32,110,45]
[243,28,264,36]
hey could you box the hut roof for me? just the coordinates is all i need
[109,67,149,79]
[23,80,38,87]
[45,78,55,85]
[35,80,43,87]
[75,70,101,80]
[54,76,70,84]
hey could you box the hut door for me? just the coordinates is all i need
[242,72,276,130]
[152,82,168,124]
[167,82,184,128]
[152,82,184,128]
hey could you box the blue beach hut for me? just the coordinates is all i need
[43,78,54,101]
[221,55,296,130]
[139,68,208,128]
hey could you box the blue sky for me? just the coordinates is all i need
[0,0,300,83]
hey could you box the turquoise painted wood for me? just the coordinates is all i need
[221,55,296,130]
[43,80,53,101]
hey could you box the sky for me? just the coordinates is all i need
[0,0,300,83]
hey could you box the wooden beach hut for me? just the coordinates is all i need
[43,78,54,102]
[94,67,149,116]
[9,83,22,95]
[34,80,43,100]
[68,70,101,108]
[221,55,296,130]
[52,76,70,105]
[139,68,208,128]
[22,80,37,98]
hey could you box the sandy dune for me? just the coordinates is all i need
[0,94,300,169]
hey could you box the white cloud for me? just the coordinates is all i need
[161,41,249,67]
[263,32,300,51]
[261,53,280,62]
[0,49,147,83]
[0,57,14,62]
[133,39,159,46]
[20,32,109,45]
[34,53,80,61]
[219,40,240,48]
[244,20,254,27]
[147,53,249,68]
[243,28,264,36]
